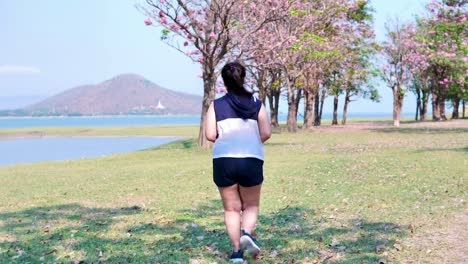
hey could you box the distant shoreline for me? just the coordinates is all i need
[0,112,421,119]
[0,114,200,119]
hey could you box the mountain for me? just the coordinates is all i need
[21,74,202,116]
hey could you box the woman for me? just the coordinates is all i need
[205,62,271,263]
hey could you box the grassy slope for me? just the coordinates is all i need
[0,121,466,263]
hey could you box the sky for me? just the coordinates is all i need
[0,0,428,114]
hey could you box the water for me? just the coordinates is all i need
[0,116,201,129]
[0,112,407,129]
[0,136,179,166]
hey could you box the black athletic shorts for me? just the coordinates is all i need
[213,157,264,187]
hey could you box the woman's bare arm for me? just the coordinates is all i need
[205,102,217,142]
[257,104,271,143]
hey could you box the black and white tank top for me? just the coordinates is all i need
[213,93,264,160]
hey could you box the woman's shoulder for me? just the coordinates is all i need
[214,94,227,102]
[253,96,263,109]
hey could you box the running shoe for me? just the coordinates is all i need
[229,250,244,263]
[240,230,261,256]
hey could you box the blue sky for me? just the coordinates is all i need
[0,0,428,113]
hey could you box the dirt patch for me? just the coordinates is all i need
[399,211,468,263]
[300,119,468,133]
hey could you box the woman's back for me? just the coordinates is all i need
[213,93,263,160]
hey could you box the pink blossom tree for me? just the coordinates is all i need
[419,0,467,120]
[140,0,282,147]
[380,20,415,127]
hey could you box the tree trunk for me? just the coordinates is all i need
[332,93,339,125]
[273,89,280,126]
[439,97,447,120]
[318,89,326,123]
[415,88,421,121]
[287,93,298,132]
[294,89,302,120]
[463,99,466,118]
[392,87,403,127]
[432,91,441,121]
[341,89,350,125]
[421,89,429,121]
[314,89,320,126]
[303,89,315,128]
[286,76,298,132]
[267,88,280,128]
[198,71,217,147]
[257,70,267,103]
[451,98,460,119]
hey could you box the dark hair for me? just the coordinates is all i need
[221,62,251,95]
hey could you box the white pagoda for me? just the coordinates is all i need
[156,100,165,110]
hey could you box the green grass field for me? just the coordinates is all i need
[0,120,466,263]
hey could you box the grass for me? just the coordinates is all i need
[0,120,466,263]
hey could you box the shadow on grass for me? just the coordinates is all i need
[0,201,406,263]
[415,146,468,153]
[0,203,152,263]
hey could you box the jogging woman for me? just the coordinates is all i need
[205,62,271,263]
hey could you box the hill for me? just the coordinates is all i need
[20,74,201,116]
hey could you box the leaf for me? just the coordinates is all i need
[375,244,386,253]
[384,224,398,231]
[292,224,303,232]
[330,237,340,247]
[44,249,57,255]
[269,249,279,258]
[317,250,333,260]
[378,258,388,264]
[393,243,403,251]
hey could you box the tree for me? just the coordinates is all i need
[419,0,467,120]
[380,20,414,127]
[141,0,281,147]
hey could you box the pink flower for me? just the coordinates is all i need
[144,18,152,26]
[216,87,227,94]
[183,41,189,46]
[197,56,204,63]
[209,32,217,39]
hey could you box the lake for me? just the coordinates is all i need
[0,116,201,129]
[0,136,179,166]
[0,112,404,129]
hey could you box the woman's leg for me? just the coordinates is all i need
[239,184,262,234]
[218,184,242,251]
